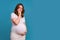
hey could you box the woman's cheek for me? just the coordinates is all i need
[20,9,22,12]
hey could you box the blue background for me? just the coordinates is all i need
[0,0,60,40]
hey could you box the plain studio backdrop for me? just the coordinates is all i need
[0,0,60,40]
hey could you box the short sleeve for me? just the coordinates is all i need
[11,13,17,19]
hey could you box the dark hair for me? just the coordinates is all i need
[14,3,25,17]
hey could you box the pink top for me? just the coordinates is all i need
[11,12,27,33]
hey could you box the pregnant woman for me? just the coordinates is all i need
[10,3,27,40]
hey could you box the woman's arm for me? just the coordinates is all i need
[12,13,21,25]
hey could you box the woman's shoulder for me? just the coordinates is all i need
[21,16,25,22]
[11,12,15,15]
[22,16,25,19]
[11,12,17,17]
[11,12,17,18]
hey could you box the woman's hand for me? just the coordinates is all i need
[20,32,27,36]
[17,32,27,36]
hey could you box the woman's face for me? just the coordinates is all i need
[17,5,23,13]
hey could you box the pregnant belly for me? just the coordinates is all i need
[15,23,26,34]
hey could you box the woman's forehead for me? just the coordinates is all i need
[19,5,23,8]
